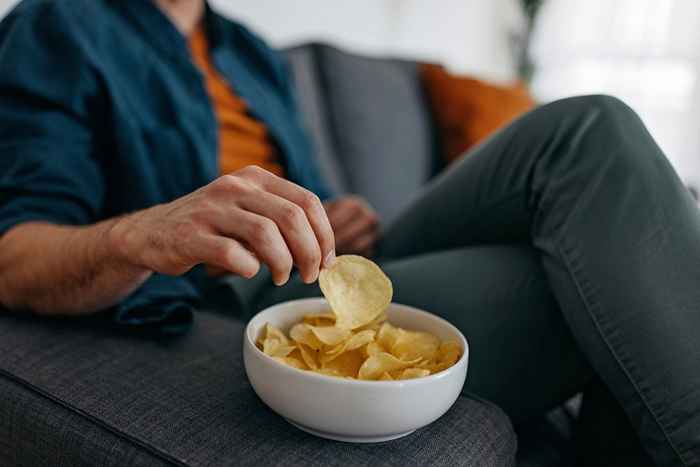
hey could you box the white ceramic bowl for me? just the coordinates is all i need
[243,298,469,443]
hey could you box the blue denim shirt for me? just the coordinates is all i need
[0,0,330,332]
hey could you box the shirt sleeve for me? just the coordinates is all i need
[0,4,105,235]
[0,5,203,332]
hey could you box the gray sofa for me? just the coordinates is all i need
[285,43,439,224]
[0,43,578,466]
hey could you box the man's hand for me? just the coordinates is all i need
[0,166,336,315]
[111,166,336,286]
[323,196,380,257]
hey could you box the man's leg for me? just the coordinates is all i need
[377,95,700,466]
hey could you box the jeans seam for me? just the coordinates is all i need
[557,241,691,467]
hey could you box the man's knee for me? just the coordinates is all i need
[525,94,640,147]
[543,94,659,167]
[559,95,641,146]
[545,94,637,123]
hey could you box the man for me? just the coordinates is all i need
[0,1,698,465]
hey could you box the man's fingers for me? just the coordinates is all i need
[334,211,379,247]
[326,198,362,231]
[347,230,378,258]
[212,208,294,286]
[238,167,336,269]
[237,191,322,284]
[188,233,261,279]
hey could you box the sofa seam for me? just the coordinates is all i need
[0,368,186,467]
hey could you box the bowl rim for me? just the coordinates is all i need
[245,297,469,387]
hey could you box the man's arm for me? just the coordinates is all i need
[0,167,336,316]
[0,220,151,314]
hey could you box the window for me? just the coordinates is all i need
[530,0,700,186]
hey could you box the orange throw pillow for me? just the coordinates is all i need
[420,63,536,164]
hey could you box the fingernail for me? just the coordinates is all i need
[302,273,316,285]
[324,250,336,268]
[274,274,289,286]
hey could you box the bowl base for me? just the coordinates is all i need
[284,418,415,443]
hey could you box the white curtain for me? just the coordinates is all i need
[531,0,700,187]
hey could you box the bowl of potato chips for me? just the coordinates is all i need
[243,256,469,443]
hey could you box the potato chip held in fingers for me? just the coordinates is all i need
[319,255,393,330]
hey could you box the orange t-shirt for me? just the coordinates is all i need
[189,25,284,177]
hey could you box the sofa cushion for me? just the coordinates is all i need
[285,45,349,196]
[314,44,437,223]
[420,63,536,165]
[0,376,168,467]
[0,311,516,466]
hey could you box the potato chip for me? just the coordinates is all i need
[321,349,364,378]
[430,341,462,373]
[391,330,440,362]
[264,340,296,358]
[319,255,393,330]
[363,341,384,358]
[256,323,296,357]
[289,323,323,350]
[274,355,307,370]
[303,312,336,326]
[355,312,388,332]
[308,325,351,346]
[255,323,276,347]
[297,343,319,370]
[417,341,463,373]
[358,352,421,380]
[264,319,461,380]
[325,330,376,359]
[439,341,462,364]
[377,322,400,350]
[265,323,290,345]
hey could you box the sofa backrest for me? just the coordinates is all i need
[285,43,439,223]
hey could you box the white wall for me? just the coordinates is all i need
[0,0,18,17]
[211,0,526,82]
[0,0,526,82]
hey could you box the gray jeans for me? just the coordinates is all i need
[229,95,699,467]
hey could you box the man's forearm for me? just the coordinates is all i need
[0,168,339,316]
[0,219,151,315]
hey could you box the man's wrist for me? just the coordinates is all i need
[105,213,150,275]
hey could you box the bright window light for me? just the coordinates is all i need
[530,0,700,186]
